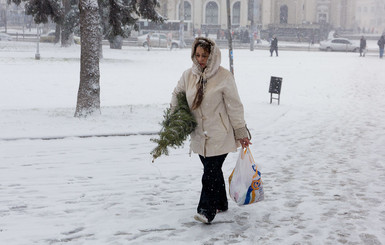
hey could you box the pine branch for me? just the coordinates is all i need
[151,92,197,162]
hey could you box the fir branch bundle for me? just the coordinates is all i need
[151,92,197,162]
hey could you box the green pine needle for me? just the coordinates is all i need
[151,92,197,162]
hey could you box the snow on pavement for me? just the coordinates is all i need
[1,41,385,244]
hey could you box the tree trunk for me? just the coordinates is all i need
[4,4,7,33]
[98,26,103,59]
[75,0,101,118]
[97,0,103,59]
[54,24,61,44]
[109,35,123,49]
[61,0,72,47]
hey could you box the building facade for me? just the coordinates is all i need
[159,0,385,37]
[1,0,384,38]
[355,0,385,34]
[0,0,29,29]
[159,0,251,31]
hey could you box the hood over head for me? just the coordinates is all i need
[191,37,221,80]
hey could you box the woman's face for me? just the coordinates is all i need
[195,46,209,69]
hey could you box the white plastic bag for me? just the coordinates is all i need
[229,147,264,205]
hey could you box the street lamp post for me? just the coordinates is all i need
[4,3,8,33]
[294,0,297,25]
[35,24,40,60]
[226,0,234,74]
[22,9,25,40]
[250,0,259,51]
[179,0,185,48]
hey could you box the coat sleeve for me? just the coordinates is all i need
[222,72,250,140]
[170,71,187,110]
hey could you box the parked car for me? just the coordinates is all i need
[319,38,360,52]
[40,31,80,44]
[73,35,81,44]
[137,32,179,49]
[0,33,13,41]
[40,31,57,43]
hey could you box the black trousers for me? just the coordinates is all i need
[197,154,228,222]
[270,47,278,56]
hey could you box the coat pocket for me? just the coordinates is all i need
[219,113,228,133]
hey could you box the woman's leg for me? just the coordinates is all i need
[197,154,228,222]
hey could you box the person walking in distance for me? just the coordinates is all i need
[170,37,251,224]
[378,35,385,58]
[167,32,172,49]
[270,35,278,57]
[146,33,151,51]
[360,36,367,57]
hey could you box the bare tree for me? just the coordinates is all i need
[61,0,72,46]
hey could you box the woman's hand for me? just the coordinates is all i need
[239,138,252,149]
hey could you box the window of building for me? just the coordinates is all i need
[184,1,192,21]
[317,5,329,24]
[280,5,288,24]
[206,1,218,25]
[318,13,327,23]
[232,2,241,25]
[161,3,168,18]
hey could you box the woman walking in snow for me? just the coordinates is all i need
[170,37,251,224]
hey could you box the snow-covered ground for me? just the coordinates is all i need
[1,41,385,245]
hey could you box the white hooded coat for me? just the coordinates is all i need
[171,37,249,157]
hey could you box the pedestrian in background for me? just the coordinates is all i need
[270,35,278,57]
[146,33,151,51]
[378,35,385,58]
[360,36,367,57]
[167,32,173,49]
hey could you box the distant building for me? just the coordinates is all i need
[159,1,356,28]
[2,0,384,39]
[0,0,28,28]
[159,0,251,33]
[355,0,385,34]
[158,0,384,40]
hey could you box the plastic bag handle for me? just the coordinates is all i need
[247,146,255,163]
[241,147,255,164]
